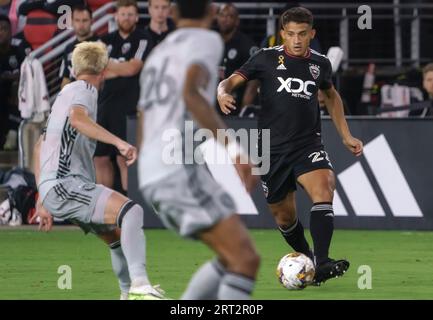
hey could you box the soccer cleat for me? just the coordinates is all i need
[312,258,350,286]
[128,284,168,300]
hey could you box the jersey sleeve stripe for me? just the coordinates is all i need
[59,59,65,78]
[134,40,148,60]
[234,70,249,81]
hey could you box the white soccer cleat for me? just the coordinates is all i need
[120,292,129,300]
[128,284,167,300]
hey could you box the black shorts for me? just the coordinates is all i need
[94,110,127,157]
[261,144,334,204]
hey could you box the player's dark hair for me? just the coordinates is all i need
[116,0,139,12]
[72,4,93,18]
[218,2,239,17]
[0,14,11,26]
[280,7,313,29]
[177,0,210,19]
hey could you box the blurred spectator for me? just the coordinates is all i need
[59,4,99,89]
[422,63,433,101]
[0,14,25,150]
[0,0,11,16]
[410,63,433,117]
[217,2,259,116]
[94,0,152,193]
[144,0,174,48]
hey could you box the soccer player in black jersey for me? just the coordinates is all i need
[218,7,363,285]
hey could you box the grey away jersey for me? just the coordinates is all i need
[137,28,224,187]
[38,80,98,201]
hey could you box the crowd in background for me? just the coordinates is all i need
[1,0,432,152]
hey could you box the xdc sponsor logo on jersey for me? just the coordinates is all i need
[277,77,316,99]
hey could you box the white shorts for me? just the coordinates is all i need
[141,164,237,239]
[42,176,116,234]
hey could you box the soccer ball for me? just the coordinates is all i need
[276,252,315,290]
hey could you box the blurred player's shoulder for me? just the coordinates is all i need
[148,28,223,60]
[165,28,222,46]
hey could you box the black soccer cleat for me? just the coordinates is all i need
[312,258,350,286]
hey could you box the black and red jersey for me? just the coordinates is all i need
[236,46,333,154]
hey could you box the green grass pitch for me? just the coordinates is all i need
[0,227,432,299]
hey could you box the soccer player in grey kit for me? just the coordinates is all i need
[32,42,165,300]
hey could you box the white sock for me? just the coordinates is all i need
[182,259,225,300]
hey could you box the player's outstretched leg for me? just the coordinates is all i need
[297,169,350,285]
[269,193,312,259]
[103,192,166,300]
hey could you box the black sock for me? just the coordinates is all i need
[310,202,334,265]
[278,218,310,255]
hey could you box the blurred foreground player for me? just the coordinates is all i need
[137,0,260,299]
[218,7,363,285]
[32,42,166,300]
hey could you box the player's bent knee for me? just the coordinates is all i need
[309,178,335,202]
[116,201,143,228]
[245,250,261,271]
[314,184,335,201]
[270,206,297,226]
[98,228,121,245]
[278,211,297,226]
[233,250,260,276]
[229,239,261,274]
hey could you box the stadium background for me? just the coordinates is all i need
[0,0,432,300]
